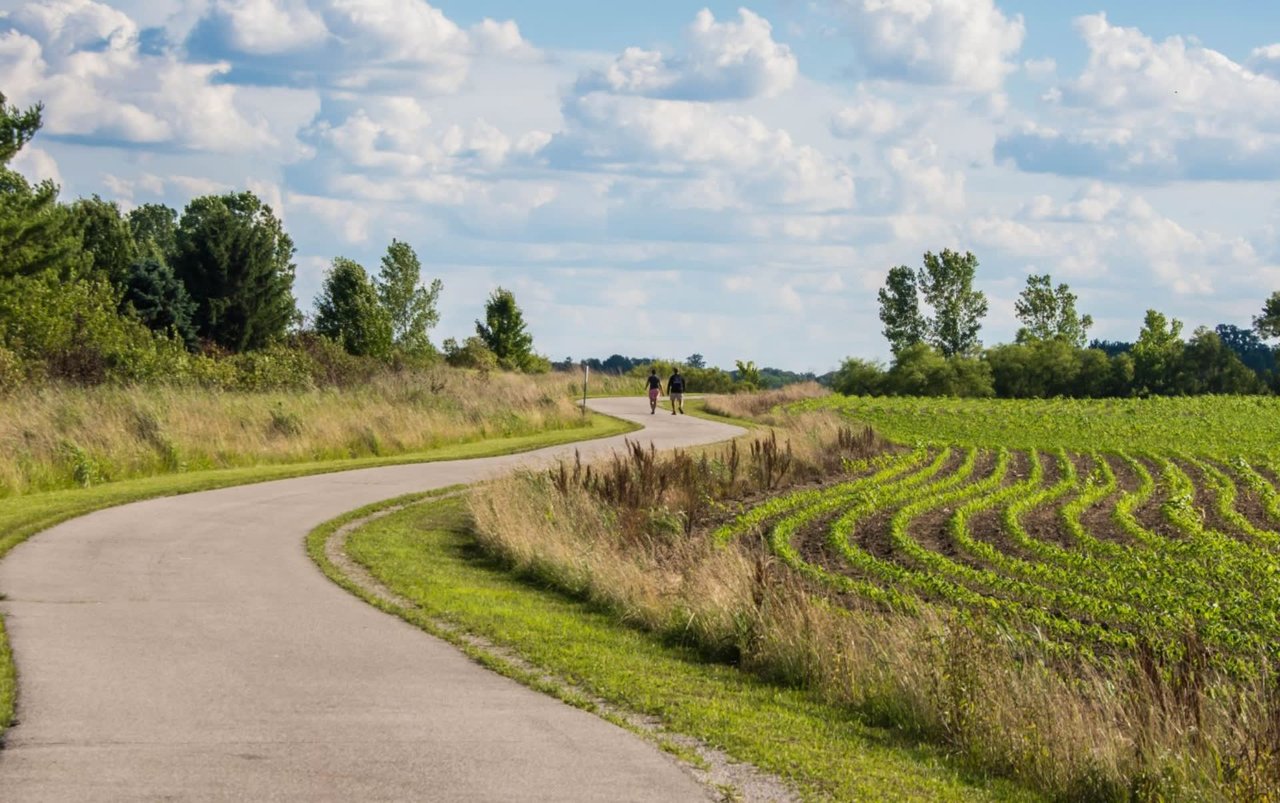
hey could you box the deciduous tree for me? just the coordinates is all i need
[71,195,137,287]
[1014,273,1093,347]
[476,287,536,371]
[1254,291,1280,341]
[919,249,988,358]
[877,265,925,357]
[314,257,391,358]
[375,239,441,356]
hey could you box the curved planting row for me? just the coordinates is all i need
[717,444,1280,668]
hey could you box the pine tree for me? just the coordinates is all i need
[171,192,297,351]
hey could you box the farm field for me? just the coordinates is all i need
[464,391,1279,799]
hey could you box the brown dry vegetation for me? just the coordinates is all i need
[0,367,588,496]
[468,387,1280,802]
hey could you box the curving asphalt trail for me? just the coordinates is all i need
[0,398,744,801]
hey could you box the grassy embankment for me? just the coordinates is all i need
[0,366,639,733]
[311,491,1037,802]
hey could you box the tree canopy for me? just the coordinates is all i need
[476,287,537,371]
[1014,273,1093,347]
[376,239,441,356]
[315,257,392,358]
[172,191,297,351]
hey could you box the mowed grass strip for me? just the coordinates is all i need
[327,495,1040,803]
[0,412,638,733]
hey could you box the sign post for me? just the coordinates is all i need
[581,362,589,414]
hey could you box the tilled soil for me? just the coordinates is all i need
[1130,455,1183,541]
[1021,453,1090,551]
[1078,454,1138,547]
[904,449,1001,562]
[967,449,1040,564]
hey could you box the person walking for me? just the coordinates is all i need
[644,368,662,414]
[666,367,686,415]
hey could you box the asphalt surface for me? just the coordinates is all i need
[0,397,744,801]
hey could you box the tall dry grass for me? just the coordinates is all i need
[702,381,830,420]
[469,388,1280,801]
[0,367,589,496]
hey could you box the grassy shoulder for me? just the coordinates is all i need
[0,410,637,732]
[318,493,1039,802]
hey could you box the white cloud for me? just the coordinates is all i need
[10,144,62,185]
[209,0,328,54]
[829,0,1025,92]
[831,94,902,137]
[996,15,1280,181]
[576,8,796,101]
[0,0,297,152]
[194,0,534,94]
[1250,43,1280,78]
[549,92,855,210]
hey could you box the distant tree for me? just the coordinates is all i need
[831,357,885,396]
[885,343,993,397]
[686,353,706,369]
[1215,324,1275,378]
[734,359,761,390]
[919,249,988,358]
[1131,309,1184,395]
[128,203,178,264]
[1014,273,1093,347]
[122,258,197,347]
[314,257,392,358]
[1180,327,1265,395]
[0,94,84,280]
[443,335,498,372]
[1088,339,1133,358]
[71,195,137,287]
[1254,291,1280,341]
[476,287,536,371]
[171,191,297,351]
[375,239,441,356]
[877,265,926,357]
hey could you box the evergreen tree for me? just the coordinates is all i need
[314,257,392,358]
[919,249,988,358]
[1014,273,1093,347]
[171,191,297,351]
[375,239,441,355]
[122,258,198,347]
[877,265,925,357]
[71,195,137,287]
[0,93,84,280]
[475,287,535,370]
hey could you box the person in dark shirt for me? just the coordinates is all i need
[644,368,662,414]
[666,368,685,415]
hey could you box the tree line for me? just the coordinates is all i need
[0,92,545,389]
[836,248,1279,398]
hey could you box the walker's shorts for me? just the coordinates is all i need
[670,392,683,406]
[648,388,660,402]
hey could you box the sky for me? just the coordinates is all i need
[3,0,1280,373]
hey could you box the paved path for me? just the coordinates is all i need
[0,398,744,801]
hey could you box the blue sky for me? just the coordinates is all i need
[4,0,1280,372]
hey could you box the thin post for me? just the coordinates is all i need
[581,362,589,414]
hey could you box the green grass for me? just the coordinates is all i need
[0,411,638,733]
[316,494,1040,802]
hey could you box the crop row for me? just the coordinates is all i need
[717,444,1280,668]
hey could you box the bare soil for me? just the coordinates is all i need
[1131,455,1183,541]
[1022,453,1090,551]
[897,450,1000,564]
[1078,454,1137,547]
